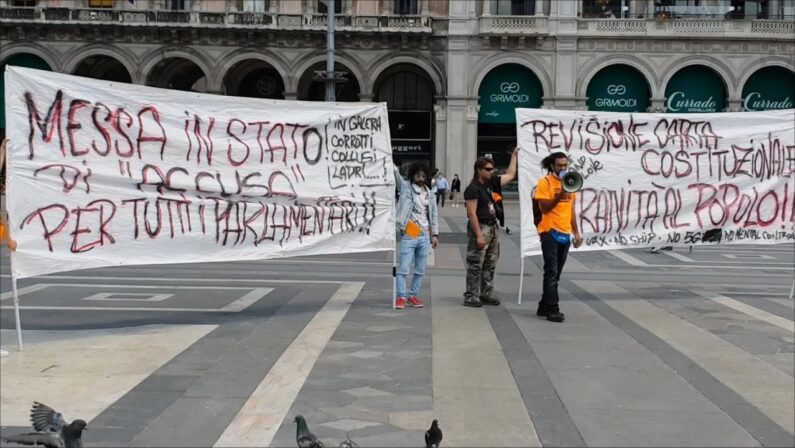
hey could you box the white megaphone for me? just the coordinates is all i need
[559,170,584,193]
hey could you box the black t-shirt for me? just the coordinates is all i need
[464,176,501,224]
[451,178,461,192]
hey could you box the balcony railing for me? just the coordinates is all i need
[0,6,431,32]
[749,19,795,34]
[576,18,794,37]
[304,13,353,28]
[480,15,548,34]
[0,6,790,38]
[0,6,36,20]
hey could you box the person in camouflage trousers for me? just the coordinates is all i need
[462,149,518,307]
[464,222,500,305]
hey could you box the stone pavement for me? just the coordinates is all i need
[1,201,793,447]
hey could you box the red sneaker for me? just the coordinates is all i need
[395,297,406,309]
[407,296,424,308]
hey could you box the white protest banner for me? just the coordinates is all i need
[516,108,795,256]
[5,67,395,278]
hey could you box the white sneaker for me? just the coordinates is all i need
[0,349,9,358]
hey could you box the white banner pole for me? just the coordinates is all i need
[517,256,525,305]
[393,241,397,309]
[10,253,23,351]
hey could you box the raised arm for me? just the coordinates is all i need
[394,166,408,192]
[500,147,520,186]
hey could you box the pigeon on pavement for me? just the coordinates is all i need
[294,415,324,448]
[1,402,87,448]
[338,433,359,447]
[425,419,442,447]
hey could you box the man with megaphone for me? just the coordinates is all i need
[533,152,583,323]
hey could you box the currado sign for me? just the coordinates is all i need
[741,67,795,111]
[666,91,718,113]
[743,92,793,111]
[664,65,725,113]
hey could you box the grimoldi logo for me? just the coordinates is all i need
[743,91,794,111]
[490,81,529,103]
[595,84,636,108]
[606,84,626,95]
[500,82,520,93]
[666,91,717,112]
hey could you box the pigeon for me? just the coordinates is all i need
[294,415,324,448]
[425,419,442,448]
[338,433,359,448]
[1,402,87,448]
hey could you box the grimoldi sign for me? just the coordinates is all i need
[489,81,530,104]
[586,65,649,113]
[594,84,637,109]
[478,64,542,124]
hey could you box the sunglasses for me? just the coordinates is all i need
[482,167,494,172]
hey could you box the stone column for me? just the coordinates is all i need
[344,0,353,15]
[444,1,478,175]
[716,0,732,16]
[465,100,480,172]
[648,97,666,113]
[268,0,277,13]
[421,0,430,15]
[629,0,642,17]
[444,98,477,183]
[768,0,780,18]
[535,0,545,16]
[434,99,448,172]
[380,0,391,14]
[647,0,655,17]
[549,1,579,109]
[483,0,492,16]
[726,98,743,112]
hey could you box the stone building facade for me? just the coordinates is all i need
[1,0,793,179]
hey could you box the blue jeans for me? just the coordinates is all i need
[396,229,431,298]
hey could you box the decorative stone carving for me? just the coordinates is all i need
[434,103,447,121]
[466,103,480,120]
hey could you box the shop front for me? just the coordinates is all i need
[742,66,795,111]
[477,63,543,189]
[665,65,727,113]
[587,64,650,112]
